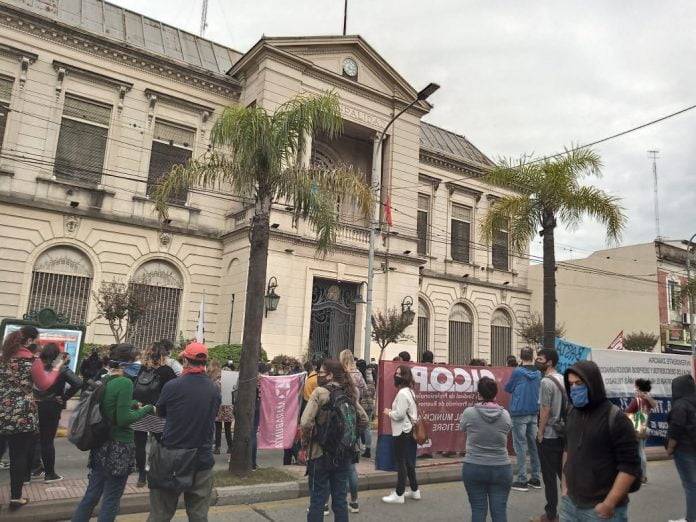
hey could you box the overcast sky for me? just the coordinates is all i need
[111,0,696,261]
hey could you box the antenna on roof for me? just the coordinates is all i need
[343,0,348,35]
[648,150,661,240]
[200,0,209,37]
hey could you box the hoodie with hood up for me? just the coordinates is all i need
[667,374,696,453]
[459,403,512,466]
[504,364,541,416]
[563,360,641,509]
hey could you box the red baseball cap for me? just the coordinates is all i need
[181,342,208,361]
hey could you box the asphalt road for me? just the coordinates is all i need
[111,460,685,522]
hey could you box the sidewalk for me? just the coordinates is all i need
[0,447,670,521]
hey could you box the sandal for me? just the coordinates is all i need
[9,498,29,510]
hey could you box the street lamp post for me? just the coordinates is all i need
[363,83,439,362]
[687,233,696,359]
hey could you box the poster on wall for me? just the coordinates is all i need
[376,361,514,471]
[2,324,83,373]
[592,349,692,446]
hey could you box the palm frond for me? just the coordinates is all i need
[484,155,541,193]
[559,185,626,243]
[481,195,540,253]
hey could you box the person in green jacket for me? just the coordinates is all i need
[72,343,154,522]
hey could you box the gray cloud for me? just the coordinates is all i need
[112,0,696,260]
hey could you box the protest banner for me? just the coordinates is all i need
[592,349,692,445]
[376,361,514,471]
[258,373,305,450]
[220,370,239,406]
[3,324,83,372]
[555,337,591,375]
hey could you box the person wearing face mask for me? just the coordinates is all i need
[561,360,641,522]
[71,343,154,522]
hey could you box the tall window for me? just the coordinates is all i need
[669,281,680,312]
[448,303,473,365]
[417,194,430,255]
[54,95,111,186]
[492,221,509,271]
[417,298,430,359]
[0,75,13,152]
[28,246,93,325]
[490,309,512,366]
[127,260,183,348]
[451,203,471,263]
[147,121,194,205]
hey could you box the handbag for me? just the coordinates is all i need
[407,390,431,445]
[147,440,198,493]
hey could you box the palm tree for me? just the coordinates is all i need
[154,91,373,475]
[481,148,626,350]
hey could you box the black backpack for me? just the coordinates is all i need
[68,380,110,451]
[315,386,359,470]
[133,367,162,405]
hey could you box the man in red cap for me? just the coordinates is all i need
[147,342,221,521]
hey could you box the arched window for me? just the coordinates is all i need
[127,260,183,348]
[417,299,430,360]
[448,304,473,365]
[491,309,513,366]
[28,246,93,325]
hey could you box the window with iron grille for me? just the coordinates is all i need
[147,120,194,205]
[54,95,111,186]
[27,246,93,325]
[669,281,681,312]
[490,310,512,366]
[451,204,471,263]
[417,194,430,255]
[127,260,183,348]
[492,221,509,271]
[0,76,13,152]
[448,304,472,365]
[417,299,430,359]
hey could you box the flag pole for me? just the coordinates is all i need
[343,0,348,35]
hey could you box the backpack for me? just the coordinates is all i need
[315,386,359,470]
[608,404,642,493]
[133,367,162,405]
[544,374,568,437]
[68,380,110,451]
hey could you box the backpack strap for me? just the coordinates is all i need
[543,374,568,415]
[607,403,620,433]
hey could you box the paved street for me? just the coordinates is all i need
[109,460,684,522]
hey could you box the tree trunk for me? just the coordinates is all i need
[228,193,272,476]
[542,208,556,351]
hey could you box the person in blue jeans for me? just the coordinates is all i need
[460,376,513,522]
[667,374,696,522]
[503,347,541,492]
[300,359,368,522]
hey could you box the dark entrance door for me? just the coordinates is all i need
[309,279,359,359]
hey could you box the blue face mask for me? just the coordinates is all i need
[570,384,589,408]
[121,362,142,377]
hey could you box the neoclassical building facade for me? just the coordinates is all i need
[0,0,531,363]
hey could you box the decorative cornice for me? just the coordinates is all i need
[0,4,241,98]
[421,268,530,294]
[0,42,38,63]
[53,60,133,92]
[446,181,483,202]
[418,173,441,192]
[145,88,215,116]
[420,148,488,178]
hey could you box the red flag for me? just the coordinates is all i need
[608,330,624,350]
[384,197,393,226]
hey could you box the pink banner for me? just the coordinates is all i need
[258,373,305,450]
[377,361,514,453]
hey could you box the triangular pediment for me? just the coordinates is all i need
[231,35,425,107]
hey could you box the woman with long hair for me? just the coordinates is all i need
[460,376,513,522]
[382,365,421,504]
[34,343,83,483]
[130,341,177,487]
[300,358,368,521]
[209,359,234,455]
[0,326,64,510]
[72,343,154,522]
[355,359,375,459]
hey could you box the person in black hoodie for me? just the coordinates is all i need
[667,374,696,522]
[561,360,641,521]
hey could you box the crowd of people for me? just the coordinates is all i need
[2,333,696,522]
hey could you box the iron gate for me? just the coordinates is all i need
[309,279,358,359]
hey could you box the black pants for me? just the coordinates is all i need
[7,432,33,499]
[538,437,564,519]
[394,432,418,496]
[215,421,232,449]
[38,401,62,475]
[135,431,161,473]
[0,434,6,460]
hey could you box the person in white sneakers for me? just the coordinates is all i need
[382,365,420,504]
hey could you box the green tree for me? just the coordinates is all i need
[92,280,151,343]
[154,92,372,476]
[371,307,413,360]
[623,331,659,352]
[516,312,565,349]
[481,148,626,350]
